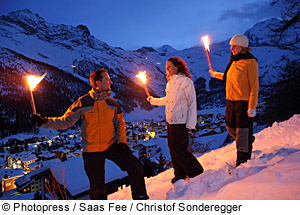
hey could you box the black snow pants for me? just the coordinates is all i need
[167,124,204,178]
[225,100,255,167]
[82,142,148,200]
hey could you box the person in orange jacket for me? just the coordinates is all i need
[30,68,148,200]
[209,34,259,167]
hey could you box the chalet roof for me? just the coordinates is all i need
[73,149,82,154]
[57,148,71,153]
[22,154,38,162]
[15,166,50,189]
[0,168,24,178]
[9,152,37,162]
[0,189,36,200]
[49,156,127,197]
[138,139,158,147]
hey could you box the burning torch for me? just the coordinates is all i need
[136,71,150,97]
[26,73,47,113]
[201,35,214,71]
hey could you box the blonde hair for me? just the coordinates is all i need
[241,47,252,54]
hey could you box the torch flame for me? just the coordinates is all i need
[201,35,210,51]
[136,71,147,84]
[27,73,47,91]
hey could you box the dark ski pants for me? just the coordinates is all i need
[225,100,254,167]
[167,124,204,178]
[82,142,148,200]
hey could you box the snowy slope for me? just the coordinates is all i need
[109,114,300,200]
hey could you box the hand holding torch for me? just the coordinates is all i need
[201,35,214,71]
[26,73,47,113]
[136,71,150,97]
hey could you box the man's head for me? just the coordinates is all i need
[89,68,112,92]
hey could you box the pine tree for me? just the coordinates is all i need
[156,153,167,173]
[270,0,300,49]
[261,0,300,124]
[262,59,300,124]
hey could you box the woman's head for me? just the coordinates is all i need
[166,57,191,79]
[229,34,252,55]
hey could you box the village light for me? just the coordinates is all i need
[26,73,47,114]
[136,71,150,97]
[201,35,214,71]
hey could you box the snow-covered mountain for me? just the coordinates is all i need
[0,9,299,137]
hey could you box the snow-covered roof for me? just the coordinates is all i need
[0,157,6,166]
[0,189,35,200]
[49,156,127,196]
[15,166,50,189]
[21,154,38,162]
[9,152,37,162]
[0,168,24,178]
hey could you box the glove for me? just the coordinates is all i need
[247,109,256,117]
[209,70,217,78]
[186,125,195,130]
[30,113,46,126]
[147,96,153,102]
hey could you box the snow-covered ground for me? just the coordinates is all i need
[109,114,300,200]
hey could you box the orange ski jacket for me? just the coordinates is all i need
[42,89,127,152]
[215,58,259,109]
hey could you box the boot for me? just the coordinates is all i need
[236,151,251,167]
[171,176,186,184]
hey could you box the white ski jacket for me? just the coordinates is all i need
[149,73,197,129]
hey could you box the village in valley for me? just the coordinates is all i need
[0,111,228,200]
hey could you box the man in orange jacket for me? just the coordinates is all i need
[31,68,148,200]
[209,34,259,167]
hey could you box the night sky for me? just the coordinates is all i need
[0,0,281,50]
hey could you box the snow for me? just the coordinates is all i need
[109,114,300,200]
[143,137,170,163]
[0,190,36,200]
[195,132,228,151]
[124,105,165,123]
[9,153,37,162]
[48,156,128,197]
[0,127,60,145]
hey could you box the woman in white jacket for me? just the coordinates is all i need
[147,57,203,184]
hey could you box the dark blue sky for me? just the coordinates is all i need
[0,0,281,50]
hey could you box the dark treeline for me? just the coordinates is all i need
[260,59,300,124]
[0,48,154,138]
[0,52,91,138]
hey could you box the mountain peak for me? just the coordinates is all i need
[5,9,45,23]
[157,45,177,55]
[76,24,90,36]
[245,17,300,50]
[0,9,47,36]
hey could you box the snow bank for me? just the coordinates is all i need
[109,115,300,200]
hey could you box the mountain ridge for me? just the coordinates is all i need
[0,9,299,137]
